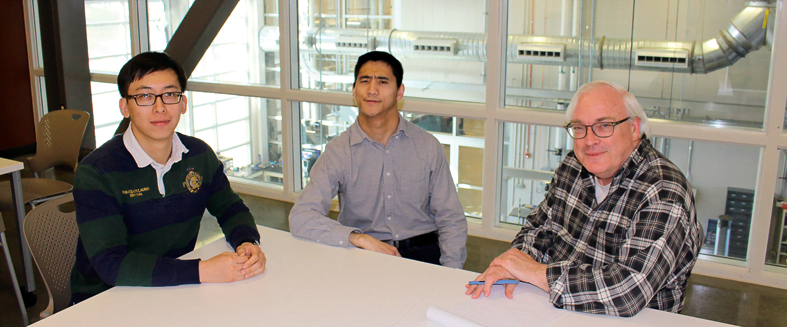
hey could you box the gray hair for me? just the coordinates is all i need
[565,80,649,138]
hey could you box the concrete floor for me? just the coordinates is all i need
[2,186,787,326]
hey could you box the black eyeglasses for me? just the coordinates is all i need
[126,92,183,106]
[564,117,631,139]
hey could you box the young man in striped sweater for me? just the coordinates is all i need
[70,52,265,303]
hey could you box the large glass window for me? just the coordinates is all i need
[34,76,49,118]
[150,0,281,86]
[669,139,759,263]
[27,0,44,69]
[298,102,484,218]
[296,0,488,102]
[86,0,282,161]
[90,82,125,146]
[499,122,565,226]
[87,0,281,87]
[20,0,787,287]
[505,1,776,130]
[148,0,191,51]
[498,122,760,263]
[148,0,192,51]
[85,0,132,147]
[85,0,132,72]
[186,93,283,185]
[767,149,787,269]
[90,86,283,186]
[421,116,485,219]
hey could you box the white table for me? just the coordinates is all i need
[30,226,732,326]
[393,268,567,327]
[395,268,732,327]
[0,157,35,293]
[31,226,453,327]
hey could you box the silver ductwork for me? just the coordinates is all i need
[260,2,775,74]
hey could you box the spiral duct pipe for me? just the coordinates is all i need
[260,2,775,74]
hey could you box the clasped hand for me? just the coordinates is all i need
[199,242,267,283]
[465,248,549,299]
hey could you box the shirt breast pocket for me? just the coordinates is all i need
[595,212,631,255]
[394,164,430,204]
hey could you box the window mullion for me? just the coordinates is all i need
[129,0,150,55]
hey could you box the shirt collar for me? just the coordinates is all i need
[616,138,649,177]
[123,124,189,168]
[349,113,410,145]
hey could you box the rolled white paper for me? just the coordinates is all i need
[426,306,488,327]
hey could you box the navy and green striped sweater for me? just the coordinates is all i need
[70,133,259,303]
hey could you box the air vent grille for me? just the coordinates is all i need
[635,49,689,68]
[335,36,376,50]
[516,43,565,62]
[413,38,457,55]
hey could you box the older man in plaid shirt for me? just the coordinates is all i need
[467,81,702,317]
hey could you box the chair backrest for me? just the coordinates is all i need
[27,109,90,174]
[23,194,79,314]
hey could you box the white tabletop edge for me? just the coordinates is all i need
[0,157,24,175]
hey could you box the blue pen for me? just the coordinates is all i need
[468,280,520,285]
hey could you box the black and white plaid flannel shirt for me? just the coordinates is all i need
[512,139,702,317]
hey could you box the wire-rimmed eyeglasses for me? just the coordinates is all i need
[564,117,631,139]
[126,92,183,106]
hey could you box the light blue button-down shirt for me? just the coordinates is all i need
[289,114,468,268]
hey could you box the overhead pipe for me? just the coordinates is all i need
[260,1,775,74]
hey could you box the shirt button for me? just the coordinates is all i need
[339,241,343,245]
[387,195,392,199]
[387,217,391,220]
[395,136,399,139]
[386,150,389,154]
[395,234,399,238]
[386,172,390,176]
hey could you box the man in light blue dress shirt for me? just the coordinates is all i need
[289,51,468,268]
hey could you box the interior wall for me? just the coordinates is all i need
[0,1,36,153]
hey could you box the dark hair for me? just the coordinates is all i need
[353,51,403,88]
[117,51,187,98]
